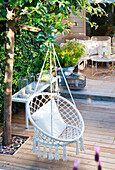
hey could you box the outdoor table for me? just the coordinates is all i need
[12,79,56,128]
[91,54,115,76]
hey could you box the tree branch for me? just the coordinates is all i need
[15,24,44,32]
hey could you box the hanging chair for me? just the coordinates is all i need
[27,43,85,161]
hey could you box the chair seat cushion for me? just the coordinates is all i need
[32,98,66,138]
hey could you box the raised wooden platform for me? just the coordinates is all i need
[61,78,115,102]
[0,99,115,170]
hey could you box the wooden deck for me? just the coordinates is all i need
[61,78,115,102]
[0,99,115,170]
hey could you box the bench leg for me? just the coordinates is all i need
[84,59,87,68]
[112,60,114,76]
[92,60,94,76]
[96,62,97,72]
[78,64,80,72]
[26,103,29,129]
[106,62,109,69]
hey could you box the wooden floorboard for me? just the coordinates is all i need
[0,99,115,170]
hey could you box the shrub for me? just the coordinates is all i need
[55,40,85,68]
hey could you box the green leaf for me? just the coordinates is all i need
[52,41,59,46]
[0,123,3,127]
[29,0,33,3]
[37,32,45,38]
[37,38,45,41]
[48,36,55,40]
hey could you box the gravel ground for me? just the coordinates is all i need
[0,135,27,155]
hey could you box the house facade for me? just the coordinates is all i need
[56,0,115,43]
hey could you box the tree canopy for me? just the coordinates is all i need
[0,0,110,44]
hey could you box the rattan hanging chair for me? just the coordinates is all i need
[27,43,85,161]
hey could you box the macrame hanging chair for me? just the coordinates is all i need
[27,43,85,161]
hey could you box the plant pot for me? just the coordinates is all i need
[57,67,75,86]
[67,72,86,90]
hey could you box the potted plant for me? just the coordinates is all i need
[55,40,85,86]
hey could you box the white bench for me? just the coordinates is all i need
[12,80,56,128]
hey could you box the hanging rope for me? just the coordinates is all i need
[35,48,49,92]
[52,43,59,94]
[34,43,78,110]
[53,45,76,107]
[49,43,53,136]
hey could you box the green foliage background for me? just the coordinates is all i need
[0,28,46,122]
[0,31,6,123]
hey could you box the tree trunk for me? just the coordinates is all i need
[3,8,15,146]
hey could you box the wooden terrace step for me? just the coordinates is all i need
[61,78,115,102]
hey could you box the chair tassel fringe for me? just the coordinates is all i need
[63,145,67,161]
[43,144,47,159]
[49,145,53,160]
[33,138,37,153]
[76,140,79,155]
[37,142,41,158]
[55,146,60,160]
[80,137,85,151]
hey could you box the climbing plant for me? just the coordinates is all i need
[0,31,6,123]
[0,28,45,123]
